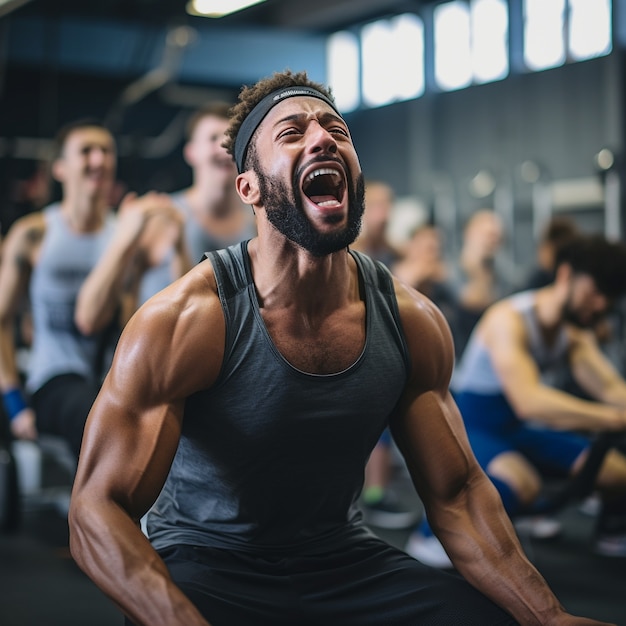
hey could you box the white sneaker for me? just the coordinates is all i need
[594,533,626,557]
[513,515,562,540]
[578,493,602,517]
[405,532,453,569]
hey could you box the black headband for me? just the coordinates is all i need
[233,86,342,173]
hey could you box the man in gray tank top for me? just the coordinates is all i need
[69,72,610,626]
[0,119,185,457]
[138,102,257,305]
[407,234,626,566]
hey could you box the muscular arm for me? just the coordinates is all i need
[0,214,43,439]
[390,283,609,626]
[568,327,626,408]
[69,265,224,626]
[484,305,626,432]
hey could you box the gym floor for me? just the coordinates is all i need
[1,471,625,625]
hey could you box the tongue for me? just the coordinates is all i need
[311,195,339,206]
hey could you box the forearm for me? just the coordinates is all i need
[435,477,567,625]
[0,324,37,437]
[173,243,193,279]
[601,385,626,409]
[69,499,210,626]
[0,323,22,389]
[583,375,626,410]
[459,271,495,310]
[511,384,626,432]
[75,239,138,334]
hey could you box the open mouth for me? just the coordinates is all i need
[86,170,107,183]
[302,167,345,207]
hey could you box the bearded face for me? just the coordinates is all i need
[562,273,611,329]
[250,150,365,257]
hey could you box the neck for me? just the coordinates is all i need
[60,192,108,232]
[534,285,566,331]
[248,233,355,315]
[186,179,240,220]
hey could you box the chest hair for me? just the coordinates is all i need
[261,302,366,374]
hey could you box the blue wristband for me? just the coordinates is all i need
[2,388,28,421]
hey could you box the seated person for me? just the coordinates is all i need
[407,233,626,567]
[451,209,519,360]
[67,69,607,626]
[0,119,185,459]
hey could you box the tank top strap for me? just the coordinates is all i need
[203,240,251,301]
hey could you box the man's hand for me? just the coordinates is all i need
[116,192,184,251]
[10,407,38,441]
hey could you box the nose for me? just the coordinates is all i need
[306,121,338,156]
[88,147,108,167]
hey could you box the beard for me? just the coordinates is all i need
[563,304,590,328]
[562,288,604,329]
[251,152,364,257]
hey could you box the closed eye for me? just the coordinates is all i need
[278,128,302,138]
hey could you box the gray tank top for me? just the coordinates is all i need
[453,290,570,395]
[176,191,257,265]
[148,242,410,554]
[26,204,119,393]
[138,190,257,304]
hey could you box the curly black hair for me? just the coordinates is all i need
[222,69,335,172]
[555,233,626,300]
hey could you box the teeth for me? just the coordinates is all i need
[306,168,340,182]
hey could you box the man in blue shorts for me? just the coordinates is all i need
[408,233,626,565]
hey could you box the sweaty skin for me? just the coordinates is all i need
[69,96,615,626]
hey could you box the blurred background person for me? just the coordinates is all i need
[351,179,402,268]
[392,223,457,325]
[451,209,520,361]
[139,102,256,304]
[524,215,581,290]
[407,234,626,567]
[0,119,185,461]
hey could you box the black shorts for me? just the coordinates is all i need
[128,536,517,625]
[32,373,100,458]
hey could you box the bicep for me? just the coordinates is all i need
[391,388,477,509]
[76,347,184,521]
[74,276,223,518]
[391,283,479,507]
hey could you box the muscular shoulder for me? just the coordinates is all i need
[112,259,224,400]
[393,277,455,390]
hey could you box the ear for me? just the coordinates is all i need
[51,158,65,183]
[182,140,195,168]
[236,171,261,206]
[554,261,572,285]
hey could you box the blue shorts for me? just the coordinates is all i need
[455,391,589,475]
